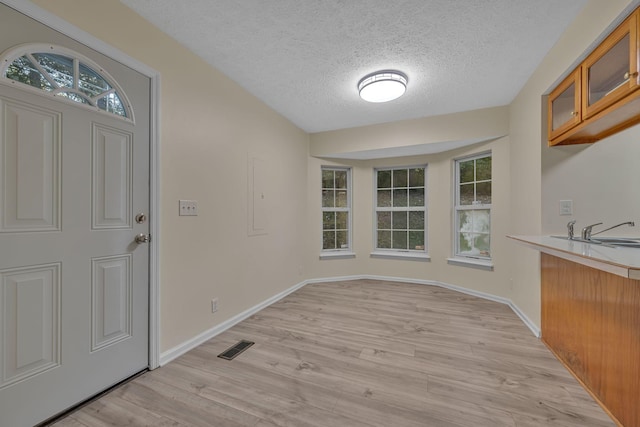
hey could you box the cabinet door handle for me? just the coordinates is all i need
[624,71,639,80]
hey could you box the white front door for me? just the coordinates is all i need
[0,5,150,426]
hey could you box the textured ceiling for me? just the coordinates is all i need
[121,0,588,133]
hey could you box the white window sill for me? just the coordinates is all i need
[370,251,431,261]
[447,257,494,271]
[319,251,356,260]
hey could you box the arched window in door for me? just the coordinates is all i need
[1,43,133,121]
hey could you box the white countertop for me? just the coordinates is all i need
[508,235,640,280]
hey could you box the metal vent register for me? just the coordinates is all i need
[217,340,255,360]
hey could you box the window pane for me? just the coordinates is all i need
[409,168,424,187]
[392,231,407,249]
[393,169,408,187]
[377,170,391,188]
[475,234,491,257]
[476,156,491,181]
[459,160,474,183]
[322,190,334,207]
[392,211,407,230]
[32,53,74,89]
[409,231,424,250]
[377,230,391,248]
[322,170,334,188]
[97,93,127,117]
[323,231,336,250]
[393,189,408,207]
[458,232,473,253]
[409,188,424,207]
[409,211,424,229]
[472,210,490,233]
[458,210,470,232]
[336,212,348,229]
[336,190,348,207]
[377,190,391,207]
[459,183,474,205]
[5,56,54,91]
[377,211,391,229]
[336,231,348,249]
[476,182,491,204]
[57,92,90,104]
[322,212,335,230]
[78,63,110,98]
[334,170,347,189]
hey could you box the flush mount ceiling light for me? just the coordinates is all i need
[358,70,408,103]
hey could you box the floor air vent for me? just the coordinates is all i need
[217,340,255,360]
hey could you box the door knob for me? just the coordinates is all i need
[134,233,150,244]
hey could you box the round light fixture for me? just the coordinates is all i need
[358,70,408,103]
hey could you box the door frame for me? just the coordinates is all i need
[0,0,162,369]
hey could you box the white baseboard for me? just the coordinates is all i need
[159,274,541,366]
[159,279,308,366]
[360,274,541,337]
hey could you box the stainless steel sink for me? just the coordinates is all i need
[592,237,640,244]
[550,236,640,248]
[603,242,640,248]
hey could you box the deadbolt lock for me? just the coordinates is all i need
[135,213,147,224]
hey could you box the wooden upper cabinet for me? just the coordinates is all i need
[583,11,638,119]
[548,8,640,146]
[548,69,581,141]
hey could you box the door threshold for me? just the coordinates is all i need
[37,369,149,426]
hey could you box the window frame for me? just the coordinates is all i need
[372,165,428,259]
[0,43,134,122]
[320,166,353,257]
[452,152,492,264]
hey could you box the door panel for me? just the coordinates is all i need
[92,123,133,230]
[91,254,133,352]
[0,3,150,426]
[0,99,61,232]
[0,263,61,389]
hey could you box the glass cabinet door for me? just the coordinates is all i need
[583,12,639,119]
[548,69,581,141]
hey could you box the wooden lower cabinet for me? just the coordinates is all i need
[541,253,640,427]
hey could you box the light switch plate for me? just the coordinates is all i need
[559,199,573,216]
[179,199,198,216]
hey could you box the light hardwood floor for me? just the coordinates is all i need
[52,280,615,427]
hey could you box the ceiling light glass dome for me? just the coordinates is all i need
[358,70,408,103]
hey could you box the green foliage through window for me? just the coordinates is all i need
[375,167,426,251]
[322,168,350,251]
[455,154,492,259]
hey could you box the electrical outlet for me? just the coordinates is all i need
[559,200,573,216]
[179,200,198,216]
[211,297,219,313]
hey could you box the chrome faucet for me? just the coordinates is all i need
[581,222,603,240]
[567,220,576,239]
[590,221,635,237]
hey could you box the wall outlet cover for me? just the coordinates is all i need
[559,200,573,216]
[179,199,198,216]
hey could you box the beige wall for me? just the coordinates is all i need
[28,0,639,353]
[307,107,512,299]
[31,0,310,352]
[508,0,635,326]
